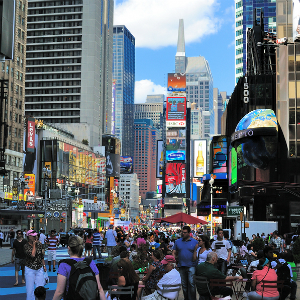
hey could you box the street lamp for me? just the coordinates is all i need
[42,167,52,233]
[209,175,215,239]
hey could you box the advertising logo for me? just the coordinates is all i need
[167,73,186,93]
[26,117,35,153]
[166,150,186,161]
[120,156,133,174]
[194,140,207,178]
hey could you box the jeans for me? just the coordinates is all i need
[10,238,14,248]
[107,246,114,257]
[25,266,45,300]
[217,258,227,275]
[247,291,279,300]
[93,245,102,259]
[178,266,196,300]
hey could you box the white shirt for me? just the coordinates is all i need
[39,233,47,244]
[211,239,231,260]
[157,268,181,300]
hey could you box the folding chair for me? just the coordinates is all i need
[108,285,135,300]
[194,276,211,300]
[261,280,284,299]
[157,283,182,300]
[210,278,235,300]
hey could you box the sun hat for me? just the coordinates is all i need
[161,255,176,264]
[27,230,38,237]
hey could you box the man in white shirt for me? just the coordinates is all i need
[142,255,181,300]
[39,230,47,249]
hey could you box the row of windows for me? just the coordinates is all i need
[31,111,80,116]
[17,15,26,26]
[28,0,83,7]
[236,58,243,64]
[8,97,22,110]
[27,36,82,44]
[25,95,80,102]
[7,142,22,153]
[27,51,82,59]
[27,21,82,29]
[35,118,80,123]
[236,39,243,46]
[26,88,81,94]
[236,29,243,37]
[27,43,81,51]
[27,73,81,80]
[26,80,81,87]
[17,29,26,40]
[26,103,80,109]
[27,58,81,65]
[26,65,81,72]
[6,111,23,124]
[18,1,26,12]
[236,48,243,55]
[236,20,242,27]
[28,7,82,15]
[28,15,82,22]
[28,29,82,37]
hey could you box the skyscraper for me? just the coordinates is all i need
[113,25,135,156]
[235,0,276,84]
[25,0,114,147]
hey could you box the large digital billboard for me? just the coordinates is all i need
[166,128,186,150]
[212,136,228,173]
[166,97,186,127]
[193,140,207,177]
[166,150,186,161]
[106,153,120,177]
[167,73,186,94]
[165,163,186,195]
[156,140,163,178]
[120,156,133,174]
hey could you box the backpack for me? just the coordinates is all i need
[60,258,99,300]
[276,261,291,286]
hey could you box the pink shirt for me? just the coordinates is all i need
[252,266,279,298]
[136,237,146,247]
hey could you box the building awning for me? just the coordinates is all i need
[0,209,45,215]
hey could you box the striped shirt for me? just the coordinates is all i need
[47,236,58,250]
[93,232,102,246]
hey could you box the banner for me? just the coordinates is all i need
[166,97,186,127]
[156,140,164,178]
[26,117,35,153]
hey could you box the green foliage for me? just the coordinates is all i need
[252,238,265,252]
[292,237,300,263]
[132,243,150,270]
[82,139,89,145]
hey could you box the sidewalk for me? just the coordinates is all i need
[0,246,12,266]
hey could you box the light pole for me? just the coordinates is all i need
[209,175,215,239]
[42,167,51,233]
[65,180,69,232]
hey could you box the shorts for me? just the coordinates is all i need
[48,250,56,261]
[85,243,92,251]
[15,258,25,271]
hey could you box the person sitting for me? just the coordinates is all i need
[111,258,139,300]
[195,252,242,299]
[247,257,279,300]
[141,255,181,300]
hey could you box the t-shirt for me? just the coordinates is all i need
[157,269,181,300]
[10,231,15,239]
[39,233,47,244]
[195,261,226,295]
[252,266,279,297]
[195,249,212,264]
[173,237,198,267]
[106,229,117,247]
[13,239,27,259]
[47,236,58,250]
[211,239,231,260]
[92,232,101,245]
[136,237,146,248]
[58,257,99,292]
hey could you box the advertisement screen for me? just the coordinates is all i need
[106,153,120,177]
[167,73,186,93]
[24,174,35,198]
[156,140,164,178]
[120,156,133,174]
[166,97,186,121]
[231,147,237,185]
[166,150,186,161]
[193,140,207,177]
[166,128,186,151]
[165,163,186,195]
[212,136,227,173]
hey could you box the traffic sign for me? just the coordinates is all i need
[61,212,67,218]
[227,206,244,217]
[53,211,60,218]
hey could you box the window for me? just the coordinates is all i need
[18,29,21,38]
[15,114,18,122]
[22,31,25,40]
[11,67,14,77]
[20,59,23,68]
[20,73,23,81]
[14,128,17,137]
[17,57,20,66]
[15,99,18,108]
[19,115,22,123]
[16,85,19,94]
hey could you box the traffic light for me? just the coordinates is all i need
[79,198,82,205]
[60,219,63,223]
[94,196,97,204]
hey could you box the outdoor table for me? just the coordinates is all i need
[234,278,251,300]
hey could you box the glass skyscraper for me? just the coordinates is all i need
[113,25,135,156]
[235,0,277,83]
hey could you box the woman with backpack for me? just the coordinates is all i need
[52,235,106,300]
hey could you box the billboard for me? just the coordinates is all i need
[166,128,186,150]
[194,140,207,177]
[165,163,186,195]
[211,136,228,173]
[26,117,35,153]
[167,73,186,94]
[293,0,300,41]
[120,156,133,174]
[24,174,35,198]
[166,150,186,161]
[166,97,186,127]
[156,140,163,178]
[106,153,120,177]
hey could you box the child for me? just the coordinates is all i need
[34,286,48,300]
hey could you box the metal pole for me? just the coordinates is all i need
[65,187,68,232]
[45,180,47,234]
[210,185,213,239]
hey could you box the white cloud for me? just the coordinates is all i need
[114,0,220,49]
[135,80,166,103]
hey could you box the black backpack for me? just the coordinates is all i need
[60,258,99,300]
[276,261,291,286]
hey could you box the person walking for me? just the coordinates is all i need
[92,228,102,259]
[211,228,232,275]
[83,230,93,257]
[10,228,15,249]
[24,230,47,300]
[106,224,117,257]
[172,225,198,300]
[0,230,3,248]
[39,230,47,250]
[46,230,59,272]
[11,229,27,286]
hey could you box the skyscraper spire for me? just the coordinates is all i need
[175,19,186,73]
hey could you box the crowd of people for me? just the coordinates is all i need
[4,225,300,300]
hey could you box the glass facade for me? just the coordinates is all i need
[113,26,135,156]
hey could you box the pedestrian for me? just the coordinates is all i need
[46,230,59,272]
[269,231,283,254]
[34,286,48,300]
[24,229,47,300]
[83,230,93,257]
[0,230,3,248]
[10,228,15,249]
[52,235,106,300]
[172,225,198,300]
[106,224,117,257]
[11,229,27,286]
[192,234,212,265]
[39,230,47,251]
[211,228,232,275]
[92,228,102,259]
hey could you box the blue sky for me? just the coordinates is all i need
[114,0,235,103]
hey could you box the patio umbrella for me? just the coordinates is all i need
[161,212,208,226]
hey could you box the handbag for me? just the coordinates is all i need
[44,270,49,286]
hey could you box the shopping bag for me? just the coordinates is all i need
[44,270,49,286]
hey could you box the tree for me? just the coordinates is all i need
[82,139,89,145]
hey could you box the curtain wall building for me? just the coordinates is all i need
[113,25,135,156]
[25,0,114,147]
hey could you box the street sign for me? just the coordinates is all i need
[227,206,244,217]
[53,211,60,218]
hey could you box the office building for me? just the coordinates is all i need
[113,25,135,156]
[213,89,229,135]
[146,94,164,103]
[0,0,28,191]
[235,0,276,83]
[25,0,114,147]
[133,119,157,200]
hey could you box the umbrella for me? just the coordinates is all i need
[161,212,208,225]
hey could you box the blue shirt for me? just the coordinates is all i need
[93,232,101,246]
[173,237,198,267]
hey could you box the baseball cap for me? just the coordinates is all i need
[161,255,176,264]
[27,230,38,237]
